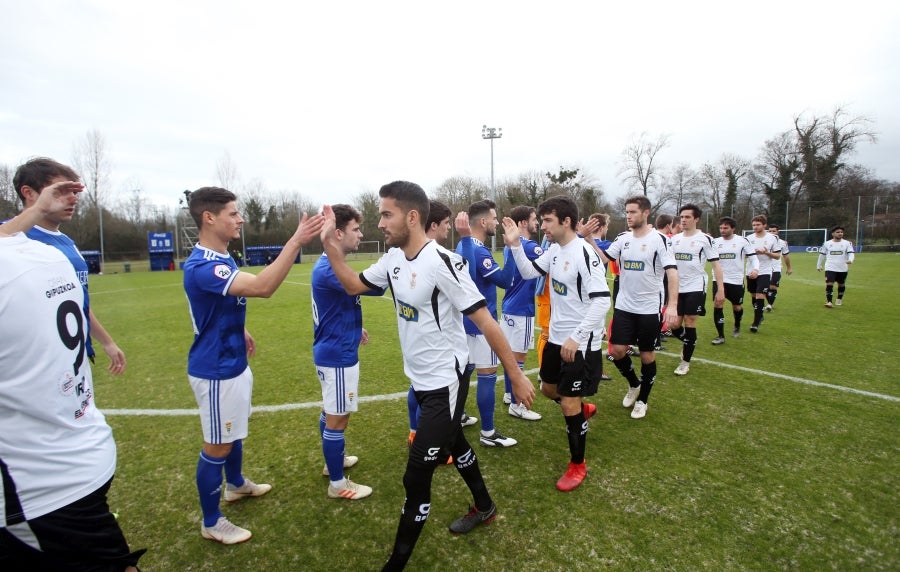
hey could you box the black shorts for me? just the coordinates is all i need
[770,271,782,287]
[539,342,602,397]
[0,478,145,572]
[713,282,745,306]
[676,291,706,316]
[408,373,468,465]
[609,309,660,352]
[825,271,849,284]
[746,274,770,295]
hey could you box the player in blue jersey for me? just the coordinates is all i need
[7,157,126,375]
[183,187,324,544]
[313,204,384,500]
[499,205,543,421]
[455,200,520,447]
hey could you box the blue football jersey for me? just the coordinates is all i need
[183,245,248,379]
[455,237,513,335]
[311,254,382,367]
[501,237,543,317]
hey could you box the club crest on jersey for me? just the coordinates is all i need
[482,257,493,270]
[213,264,232,280]
[397,299,419,321]
[534,246,544,255]
[552,278,568,295]
[410,272,417,288]
[622,260,645,271]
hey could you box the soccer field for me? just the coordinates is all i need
[90,252,898,571]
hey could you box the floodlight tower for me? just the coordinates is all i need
[481,125,502,251]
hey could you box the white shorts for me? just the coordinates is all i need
[466,334,498,369]
[316,362,360,415]
[190,366,253,444]
[501,313,535,354]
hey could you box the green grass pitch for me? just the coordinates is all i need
[87,252,898,571]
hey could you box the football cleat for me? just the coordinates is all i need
[583,403,597,420]
[824,301,833,308]
[674,362,690,376]
[631,401,648,419]
[449,503,497,534]
[556,461,587,492]
[731,328,740,338]
[460,413,478,428]
[508,402,542,421]
[835,299,843,306]
[224,477,272,503]
[327,479,373,500]
[749,324,759,333]
[201,516,252,545]
[479,430,517,448]
[622,386,640,408]
[322,455,360,477]
[711,337,725,345]
[502,392,512,405]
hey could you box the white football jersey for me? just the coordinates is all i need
[361,241,484,391]
[669,231,718,293]
[745,232,779,275]
[518,238,609,350]
[0,234,116,525]
[817,239,855,272]
[712,235,758,285]
[602,229,676,315]
[771,237,790,272]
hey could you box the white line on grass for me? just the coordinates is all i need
[101,359,897,417]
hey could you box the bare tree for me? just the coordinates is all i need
[215,150,241,192]
[432,176,489,214]
[617,132,670,196]
[658,162,698,213]
[71,129,112,211]
[353,190,380,241]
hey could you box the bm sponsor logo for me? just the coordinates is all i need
[397,300,419,321]
[720,252,737,259]
[675,252,693,261]
[552,278,567,295]
[622,260,645,271]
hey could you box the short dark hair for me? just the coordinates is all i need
[188,187,237,227]
[655,213,674,229]
[332,204,362,232]
[680,203,702,219]
[426,200,451,230]
[625,195,652,212]
[13,157,80,204]
[467,199,496,221]
[537,194,578,229]
[752,214,768,225]
[378,181,429,229]
[831,225,845,233]
[509,205,535,225]
[768,223,780,231]
[718,217,737,229]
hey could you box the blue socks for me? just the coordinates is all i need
[476,372,497,432]
[323,428,346,482]
[197,450,226,527]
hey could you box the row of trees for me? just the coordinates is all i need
[2,106,898,261]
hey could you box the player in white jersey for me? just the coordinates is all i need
[184,187,324,545]
[710,217,759,343]
[319,181,534,571]
[668,204,724,376]
[7,157,126,375]
[765,224,793,311]
[597,195,679,420]
[502,194,610,492]
[744,215,781,333]
[406,201,476,448]
[0,189,144,571]
[817,225,856,307]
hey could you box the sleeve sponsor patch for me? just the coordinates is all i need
[213,264,233,280]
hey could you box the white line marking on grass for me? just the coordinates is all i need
[655,350,900,402]
[102,355,898,417]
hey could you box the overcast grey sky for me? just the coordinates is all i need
[2,0,898,211]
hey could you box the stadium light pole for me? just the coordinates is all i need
[482,124,502,251]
